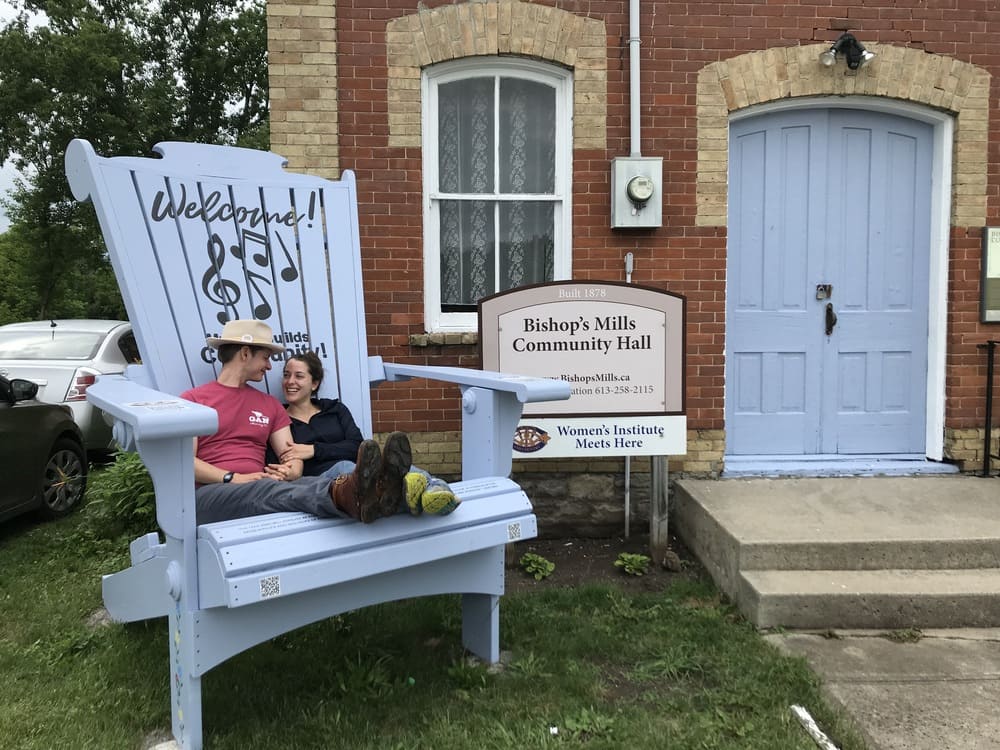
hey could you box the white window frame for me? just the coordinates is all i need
[422,57,573,333]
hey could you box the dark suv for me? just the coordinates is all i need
[0,375,88,522]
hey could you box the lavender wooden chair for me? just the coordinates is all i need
[65,139,570,749]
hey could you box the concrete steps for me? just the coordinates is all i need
[673,476,1000,629]
[742,569,1000,629]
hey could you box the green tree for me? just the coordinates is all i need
[148,0,269,146]
[0,0,268,324]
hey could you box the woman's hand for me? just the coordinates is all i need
[280,442,315,462]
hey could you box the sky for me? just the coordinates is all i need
[0,164,15,233]
[0,2,18,233]
[0,0,48,234]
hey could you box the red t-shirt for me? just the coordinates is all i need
[181,380,291,475]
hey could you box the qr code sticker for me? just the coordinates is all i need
[259,575,281,599]
[507,522,522,541]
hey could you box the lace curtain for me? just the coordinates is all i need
[438,76,556,308]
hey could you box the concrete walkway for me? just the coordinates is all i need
[767,628,1000,750]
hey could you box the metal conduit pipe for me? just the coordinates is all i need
[629,0,641,156]
[623,0,642,537]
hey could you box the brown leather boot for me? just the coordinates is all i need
[376,431,412,516]
[330,440,382,522]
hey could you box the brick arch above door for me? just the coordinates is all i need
[385,0,607,150]
[696,45,990,227]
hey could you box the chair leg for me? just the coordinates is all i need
[169,604,204,749]
[462,593,500,663]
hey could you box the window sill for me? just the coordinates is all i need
[408,332,479,348]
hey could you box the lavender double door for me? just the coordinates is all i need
[726,108,932,456]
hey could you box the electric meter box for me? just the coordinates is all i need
[611,156,663,229]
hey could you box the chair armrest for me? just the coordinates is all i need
[380,363,571,404]
[379,362,570,478]
[88,374,208,544]
[87,374,218,441]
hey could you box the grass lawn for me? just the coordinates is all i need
[0,504,866,750]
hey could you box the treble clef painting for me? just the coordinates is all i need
[201,233,241,324]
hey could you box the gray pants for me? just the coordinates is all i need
[195,476,345,525]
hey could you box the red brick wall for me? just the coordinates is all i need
[331,0,998,438]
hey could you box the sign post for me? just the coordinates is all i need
[480,281,686,561]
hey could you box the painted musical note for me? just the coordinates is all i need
[245,270,273,319]
[274,233,299,282]
[231,228,299,284]
[231,228,270,267]
[223,229,273,320]
[201,234,241,324]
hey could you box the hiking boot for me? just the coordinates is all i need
[404,471,429,516]
[377,431,412,516]
[330,440,383,522]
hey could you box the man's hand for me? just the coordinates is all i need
[194,454,270,486]
[231,471,269,484]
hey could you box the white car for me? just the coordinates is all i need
[0,320,139,455]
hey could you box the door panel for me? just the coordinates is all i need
[727,108,932,456]
[727,111,826,454]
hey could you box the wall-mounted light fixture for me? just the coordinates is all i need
[818,32,876,70]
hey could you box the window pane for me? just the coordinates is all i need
[439,199,496,307]
[499,78,555,194]
[500,202,554,290]
[439,78,495,194]
[0,331,103,359]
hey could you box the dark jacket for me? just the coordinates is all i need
[269,398,364,476]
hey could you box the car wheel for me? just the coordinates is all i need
[38,438,88,520]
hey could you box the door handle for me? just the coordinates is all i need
[825,303,838,335]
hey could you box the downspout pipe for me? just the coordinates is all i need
[629,0,641,157]
[623,0,641,535]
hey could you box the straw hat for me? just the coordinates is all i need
[205,319,285,354]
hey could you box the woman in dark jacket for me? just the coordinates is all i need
[279,351,459,515]
[280,361,364,477]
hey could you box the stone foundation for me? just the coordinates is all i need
[944,427,998,474]
[383,428,724,536]
[381,426,996,532]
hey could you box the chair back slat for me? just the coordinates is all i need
[66,139,374,435]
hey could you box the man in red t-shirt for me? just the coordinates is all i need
[182,320,405,524]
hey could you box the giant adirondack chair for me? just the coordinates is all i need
[65,139,570,749]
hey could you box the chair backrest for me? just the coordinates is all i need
[65,139,374,436]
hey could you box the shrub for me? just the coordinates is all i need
[82,451,156,538]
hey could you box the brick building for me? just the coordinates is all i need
[264,0,998,521]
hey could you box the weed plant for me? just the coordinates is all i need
[0,478,866,750]
[520,552,555,581]
[614,552,651,576]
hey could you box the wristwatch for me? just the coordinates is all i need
[222,471,235,484]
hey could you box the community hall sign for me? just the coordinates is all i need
[479,281,686,458]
